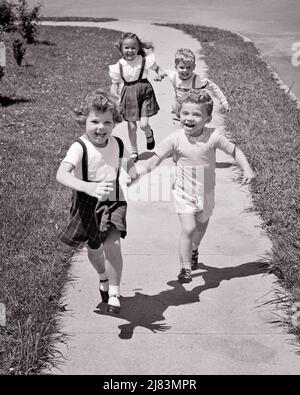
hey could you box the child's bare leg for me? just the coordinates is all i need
[103,228,123,312]
[140,117,155,150]
[128,121,138,158]
[177,213,197,282]
[87,245,109,301]
[192,218,209,250]
[103,228,123,285]
[140,116,151,137]
[87,244,105,273]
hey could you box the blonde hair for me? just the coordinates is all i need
[175,48,195,65]
[180,90,213,116]
[115,32,154,57]
[74,89,123,126]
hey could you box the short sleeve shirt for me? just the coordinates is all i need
[155,127,235,195]
[62,135,130,182]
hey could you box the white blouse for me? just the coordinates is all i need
[109,53,157,83]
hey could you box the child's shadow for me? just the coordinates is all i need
[94,261,268,339]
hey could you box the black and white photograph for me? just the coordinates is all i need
[0,0,300,379]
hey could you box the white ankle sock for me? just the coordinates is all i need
[108,285,120,307]
[109,285,120,297]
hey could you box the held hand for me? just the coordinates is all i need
[128,174,140,186]
[127,165,141,186]
[241,168,256,185]
[84,180,114,199]
[124,173,132,185]
[154,72,166,82]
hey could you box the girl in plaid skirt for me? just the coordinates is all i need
[57,89,138,313]
[109,32,164,163]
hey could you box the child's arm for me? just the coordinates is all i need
[127,153,165,184]
[152,64,167,81]
[110,82,121,99]
[202,78,230,112]
[232,146,256,185]
[56,162,113,200]
[109,63,123,100]
[129,133,176,183]
[146,52,166,81]
[137,153,164,177]
[214,130,255,184]
[153,68,168,81]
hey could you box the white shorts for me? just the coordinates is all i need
[172,189,215,223]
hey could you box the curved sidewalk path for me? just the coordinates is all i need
[45,20,300,375]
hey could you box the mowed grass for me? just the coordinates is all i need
[160,24,300,340]
[0,25,121,374]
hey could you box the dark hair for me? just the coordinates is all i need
[73,89,123,126]
[179,90,213,116]
[115,32,154,57]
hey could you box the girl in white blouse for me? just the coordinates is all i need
[109,32,163,162]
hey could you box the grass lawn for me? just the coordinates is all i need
[0,25,121,374]
[0,21,299,374]
[160,23,300,341]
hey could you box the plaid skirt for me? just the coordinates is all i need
[59,191,127,249]
[120,79,160,121]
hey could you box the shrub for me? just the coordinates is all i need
[15,0,42,44]
[0,0,16,32]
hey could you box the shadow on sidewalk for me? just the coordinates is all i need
[94,261,268,339]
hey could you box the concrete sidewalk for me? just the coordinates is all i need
[47,21,300,375]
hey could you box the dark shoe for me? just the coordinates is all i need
[99,279,109,303]
[178,268,192,283]
[107,295,121,314]
[191,249,199,270]
[131,151,138,163]
[146,130,155,150]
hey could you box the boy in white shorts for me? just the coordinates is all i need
[134,90,255,283]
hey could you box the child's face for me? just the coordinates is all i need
[175,60,195,80]
[180,102,211,136]
[85,109,114,147]
[122,38,139,61]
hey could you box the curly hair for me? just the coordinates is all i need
[180,89,214,116]
[175,48,196,65]
[73,89,123,126]
[115,32,154,57]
